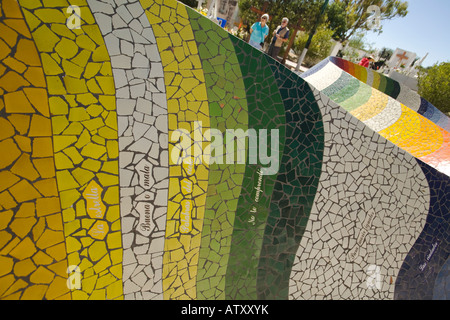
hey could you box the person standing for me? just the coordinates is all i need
[249,14,270,51]
[268,17,290,60]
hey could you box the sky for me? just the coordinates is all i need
[363,0,450,67]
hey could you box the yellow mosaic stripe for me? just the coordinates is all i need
[0,0,70,300]
[19,0,123,300]
[372,71,381,90]
[354,64,368,84]
[350,88,390,122]
[140,0,210,300]
[379,104,443,158]
[379,104,421,144]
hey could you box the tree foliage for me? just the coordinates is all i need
[379,47,393,60]
[326,0,408,42]
[177,0,198,8]
[293,25,334,67]
[347,31,374,51]
[238,0,325,43]
[418,62,450,114]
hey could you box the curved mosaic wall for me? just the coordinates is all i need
[302,58,450,177]
[326,57,450,133]
[0,0,448,300]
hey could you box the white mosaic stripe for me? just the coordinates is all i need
[87,0,168,300]
[289,88,430,300]
[363,98,403,133]
[396,84,421,113]
[303,62,343,92]
[366,68,374,87]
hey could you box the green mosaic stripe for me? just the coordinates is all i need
[186,8,249,300]
[330,77,361,107]
[225,36,286,300]
[257,56,325,300]
[339,81,373,111]
[384,76,400,98]
[322,71,352,98]
[378,72,387,93]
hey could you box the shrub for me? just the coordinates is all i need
[292,26,334,68]
[418,62,450,113]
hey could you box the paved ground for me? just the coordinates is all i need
[282,58,310,74]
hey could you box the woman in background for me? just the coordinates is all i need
[249,14,270,51]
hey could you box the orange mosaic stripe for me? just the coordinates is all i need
[397,115,444,159]
[0,0,70,300]
[421,129,450,173]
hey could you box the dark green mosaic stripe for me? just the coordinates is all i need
[186,8,249,300]
[225,36,286,300]
[257,56,325,300]
[384,76,401,99]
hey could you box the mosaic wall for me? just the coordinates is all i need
[0,0,448,300]
[302,58,450,177]
[326,57,450,134]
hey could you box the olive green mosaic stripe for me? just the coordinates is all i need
[186,8,249,300]
[19,1,124,300]
[225,36,286,300]
[353,64,368,84]
[257,56,325,300]
[140,0,211,300]
[378,72,387,93]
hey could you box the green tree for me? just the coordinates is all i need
[326,0,348,41]
[418,62,450,114]
[379,47,393,60]
[347,31,374,51]
[292,25,334,67]
[326,0,408,43]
